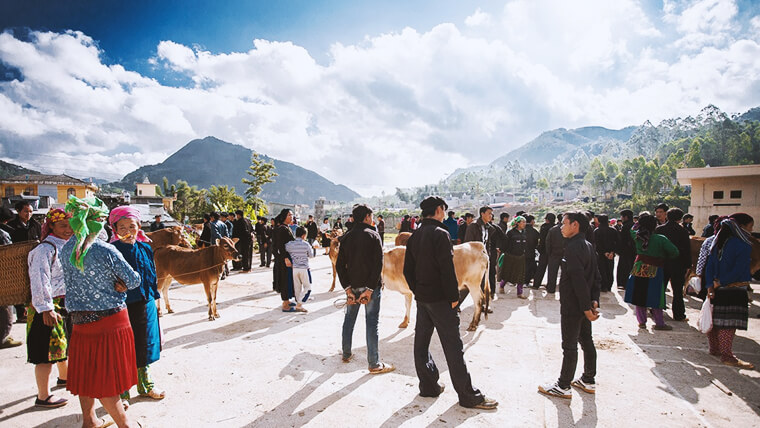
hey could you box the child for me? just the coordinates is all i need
[285,226,314,312]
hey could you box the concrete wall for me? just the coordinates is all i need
[687,175,760,229]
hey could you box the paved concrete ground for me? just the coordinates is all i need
[1,252,759,427]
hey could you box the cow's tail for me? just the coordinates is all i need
[484,256,491,321]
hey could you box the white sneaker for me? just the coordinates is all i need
[571,378,596,394]
[538,382,571,399]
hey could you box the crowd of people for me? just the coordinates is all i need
[0,194,756,424]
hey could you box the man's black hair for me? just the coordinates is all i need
[655,203,669,212]
[564,211,589,233]
[620,209,633,219]
[666,207,684,222]
[479,206,492,216]
[545,213,556,223]
[500,212,510,221]
[683,213,694,220]
[212,212,221,220]
[203,213,211,221]
[352,204,372,223]
[596,214,609,227]
[235,209,244,216]
[14,200,33,213]
[295,226,307,237]
[448,211,455,217]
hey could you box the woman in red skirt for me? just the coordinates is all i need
[61,196,142,428]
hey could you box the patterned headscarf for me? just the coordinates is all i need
[65,196,109,271]
[41,208,71,240]
[509,215,526,229]
[108,205,151,243]
[711,217,753,255]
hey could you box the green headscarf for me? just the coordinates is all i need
[509,215,526,229]
[65,195,109,271]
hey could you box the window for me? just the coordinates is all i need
[67,188,76,197]
[713,191,724,199]
[4,187,14,197]
[24,186,34,195]
[730,190,742,199]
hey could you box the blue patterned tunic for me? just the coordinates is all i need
[61,238,141,313]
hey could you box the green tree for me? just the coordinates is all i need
[241,153,277,215]
[208,185,246,212]
[685,140,706,168]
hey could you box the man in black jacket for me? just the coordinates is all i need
[533,213,556,289]
[539,211,600,399]
[457,213,474,246]
[655,208,691,321]
[336,204,394,374]
[524,215,540,286]
[404,196,498,410]
[305,215,319,246]
[541,216,565,293]
[464,207,497,300]
[231,210,254,271]
[593,214,619,292]
[616,210,635,290]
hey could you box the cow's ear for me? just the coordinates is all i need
[215,238,220,246]
[232,237,239,244]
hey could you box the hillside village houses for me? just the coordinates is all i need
[677,164,760,229]
[0,174,98,213]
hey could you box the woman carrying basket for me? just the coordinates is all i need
[61,196,142,428]
[26,208,74,409]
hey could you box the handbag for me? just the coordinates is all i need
[698,298,713,334]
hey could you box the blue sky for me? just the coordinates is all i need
[0,0,759,196]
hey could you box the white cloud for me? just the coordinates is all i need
[0,1,758,197]
[465,8,492,27]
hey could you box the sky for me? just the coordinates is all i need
[0,0,759,197]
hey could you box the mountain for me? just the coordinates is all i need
[114,137,360,204]
[0,160,39,179]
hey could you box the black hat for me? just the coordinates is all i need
[420,196,447,212]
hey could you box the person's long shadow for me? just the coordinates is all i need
[628,326,760,418]
[162,295,339,349]
[545,390,598,427]
[598,290,627,320]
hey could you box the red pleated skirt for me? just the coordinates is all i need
[67,309,137,398]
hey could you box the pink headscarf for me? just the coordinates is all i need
[108,205,151,243]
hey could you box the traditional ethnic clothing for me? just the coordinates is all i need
[62,198,142,398]
[27,233,71,364]
[108,205,152,244]
[624,229,678,326]
[704,219,753,364]
[113,240,162,397]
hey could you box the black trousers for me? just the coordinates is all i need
[597,254,614,291]
[536,255,562,293]
[235,239,252,270]
[0,305,12,343]
[258,240,272,267]
[525,251,537,285]
[414,300,484,407]
[559,313,596,389]
[662,264,687,319]
[616,254,634,290]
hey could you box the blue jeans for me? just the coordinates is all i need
[342,287,381,368]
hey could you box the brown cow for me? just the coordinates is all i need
[327,229,343,292]
[395,232,412,247]
[146,226,191,250]
[154,237,241,320]
[383,242,491,331]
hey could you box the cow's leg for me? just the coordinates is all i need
[202,279,214,321]
[399,292,413,329]
[329,263,337,292]
[158,276,174,314]
[211,279,220,319]
[467,283,483,331]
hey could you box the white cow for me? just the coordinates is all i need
[383,242,491,331]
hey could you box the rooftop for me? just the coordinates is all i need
[1,174,98,188]
[677,164,760,185]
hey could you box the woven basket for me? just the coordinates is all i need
[0,240,38,306]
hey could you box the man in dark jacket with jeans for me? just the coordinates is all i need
[404,196,498,410]
[539,211,600,399]
[655,207,691,321]
[336,204,394,374]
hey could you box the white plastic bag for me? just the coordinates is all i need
[698,298,713,334]
[689,276,702,294]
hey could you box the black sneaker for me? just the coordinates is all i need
[463,397,498,409]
